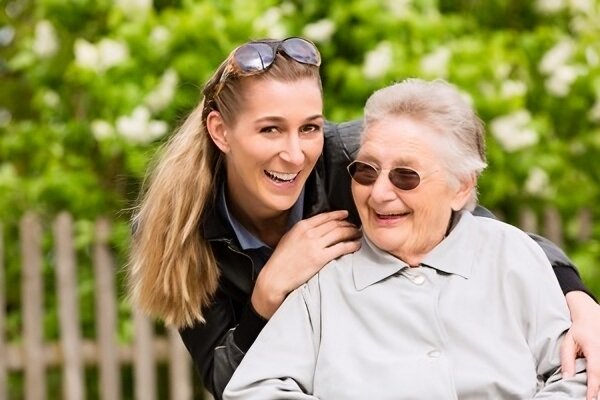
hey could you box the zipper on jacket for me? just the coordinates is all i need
[212,238,257,282]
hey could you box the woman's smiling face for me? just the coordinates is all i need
[218,77,324,219]
[351,115,470,265]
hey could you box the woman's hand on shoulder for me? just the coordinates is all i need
[251,210,361,318]
[561,291,600,400]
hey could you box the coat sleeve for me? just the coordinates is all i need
[179,287,267,400]
[223,279,322,400]
[510,233,588,399]
[472,205,594,300]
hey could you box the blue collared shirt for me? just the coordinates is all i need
[218,182,305,273]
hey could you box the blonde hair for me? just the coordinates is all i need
[363,78,487,210]
[128,44,322,328]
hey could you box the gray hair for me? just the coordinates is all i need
[363,78,488,210]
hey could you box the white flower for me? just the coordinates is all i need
[0,108,11,127]
[33,20,59,58]
[501,80,527,99]
[148,120,168,138]
[74,38,129,72]
[279,2,296,15]
[254,7,287,38]
[302,19,336,43]
[585,46,599,67]
[569,0,594,13]
[535,0,566,14]
[98,39,129,70]
[42,90,60,108]
[494,63,512,80]
[385,0,412,17]
[116,106,168,144]
[524,167,552,197]
[91,119,114,140]
[115,0,152,18]
[362,41,393,80]
[539,38,575,74]
[588,99,600,122]
[545,64,585,97]
[458,90,474,107]
[490,110,539,152]
[150,26,170,46]
[420,47,451,78]
[145,69,179,113]
[0,26,15,46]
[74,39,99,69]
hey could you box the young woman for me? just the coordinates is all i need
[128,37,600,400]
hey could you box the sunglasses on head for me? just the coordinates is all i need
[229,37,321,75]
[347,160,423,191]
[209,37,321,103]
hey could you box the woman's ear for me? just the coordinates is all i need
[450,174,476,211]
[206,110,230,153]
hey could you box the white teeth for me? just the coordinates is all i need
[265,170,298,182]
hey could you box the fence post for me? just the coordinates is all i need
[577,208,592,241]
[543,207,563,248]
[167,327,192,400]
[54,213,85,400]
[518,208,538,234]
[21,213,46,400]
[0,222,6,400]
[93,218,121,400]
[133,309,156,400]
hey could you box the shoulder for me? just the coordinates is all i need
[324,119,362,159]
[301,253,354,296]
[469,214,551,270]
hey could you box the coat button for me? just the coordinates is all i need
[427,350,441,358]
[412,274,425,285]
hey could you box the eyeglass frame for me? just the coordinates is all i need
[346,160,437,191]
[211,37,321,100]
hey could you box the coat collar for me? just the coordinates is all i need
[352,211,477,290]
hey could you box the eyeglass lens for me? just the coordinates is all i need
[233,43,275,73]
[232,38,320,75]
[281,38,321,65]
[348,161,421,191]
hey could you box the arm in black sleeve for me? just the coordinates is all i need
[473,205,596,301]
[178,287,268,400]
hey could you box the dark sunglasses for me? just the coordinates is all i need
[228,37,321,75]
[210,37,321,101]
[347,160,423,191]
[204,37,321,119]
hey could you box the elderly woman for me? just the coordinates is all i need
[223,79,588,399]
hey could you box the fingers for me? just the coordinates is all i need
[319,223,361,247]
[301,209,350,227]
[585,355,600,400]
[289,213,357,243]
[587,380,599,400]
[322,238,362,262]
[560,331,577,378]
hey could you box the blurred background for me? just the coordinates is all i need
[1,0,599,399]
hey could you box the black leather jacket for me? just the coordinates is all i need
[179,119,589,400]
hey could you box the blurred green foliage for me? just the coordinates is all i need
[1,0,600,397]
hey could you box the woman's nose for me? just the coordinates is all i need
[369,171,397,202]
[279,135,305,165]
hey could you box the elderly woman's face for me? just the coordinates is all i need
[351,115,469,264]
